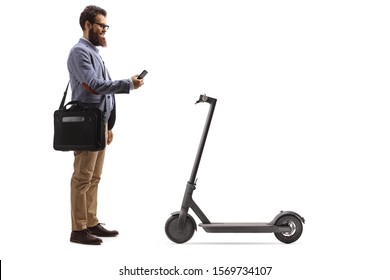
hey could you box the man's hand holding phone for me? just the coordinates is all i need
[131,70,147,89]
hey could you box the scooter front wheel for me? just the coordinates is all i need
[165,214,195,243]
[274,215,303,244]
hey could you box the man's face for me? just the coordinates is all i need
[88,14,108,47]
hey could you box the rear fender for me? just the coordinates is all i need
[270,211,305,225]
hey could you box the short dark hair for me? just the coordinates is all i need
[79,5,107,30]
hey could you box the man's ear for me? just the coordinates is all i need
[85,20,92,30]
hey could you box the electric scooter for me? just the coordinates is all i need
[165,95,305,244]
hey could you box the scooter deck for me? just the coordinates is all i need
[199,223,290,233]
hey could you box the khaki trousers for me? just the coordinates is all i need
[70,127,108,231]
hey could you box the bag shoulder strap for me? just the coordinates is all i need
[59,81,70,109]
[59,59,106,110]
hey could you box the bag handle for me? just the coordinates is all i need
[64,100,85,109]
[59,81,70,109]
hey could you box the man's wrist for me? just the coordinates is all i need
[129,78,134,91]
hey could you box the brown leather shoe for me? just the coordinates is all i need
[70,229,102,245]
[87,223,119,237]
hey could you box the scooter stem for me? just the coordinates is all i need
[189,95,217,184]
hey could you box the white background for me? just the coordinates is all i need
[1,0,389,279]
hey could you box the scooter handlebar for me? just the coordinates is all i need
[196,94,217,105]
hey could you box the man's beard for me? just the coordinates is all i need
[89,28,107,47]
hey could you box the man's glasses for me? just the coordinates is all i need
[93,22,109,31]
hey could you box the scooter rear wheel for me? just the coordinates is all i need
[165,214,195,243]
[274,215,303,244]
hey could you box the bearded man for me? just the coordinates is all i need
[67,5,145,245]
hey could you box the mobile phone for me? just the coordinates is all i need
[137,70,148,79]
